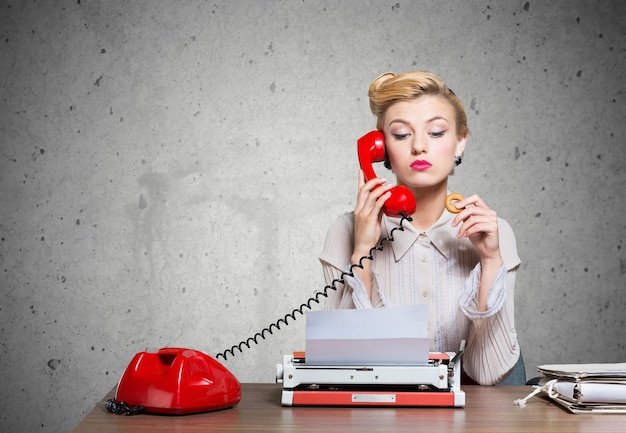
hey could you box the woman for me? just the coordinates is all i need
[319,70,522,385]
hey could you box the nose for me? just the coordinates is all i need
[411,136,427,155]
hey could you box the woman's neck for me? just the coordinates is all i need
[406,182,448,232]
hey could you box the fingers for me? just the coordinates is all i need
[449,194,501,261]
[452,194,485,213]
[353,171,393,256]
[355,171,392,215]
[451,194,488,221]
[451,194,498,238]
[456,214,498,239]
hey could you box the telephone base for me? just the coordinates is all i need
[114,348,241,415]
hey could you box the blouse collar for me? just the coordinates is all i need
[383,209,458,262]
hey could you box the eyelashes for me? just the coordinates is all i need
[392,133,410,140]
[391,130,447,140]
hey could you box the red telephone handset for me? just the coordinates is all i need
[357,131,417,217]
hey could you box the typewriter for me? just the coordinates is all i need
[276,341,465,408]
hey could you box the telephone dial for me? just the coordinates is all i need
[107,132,419,416]
[357,130,417,217]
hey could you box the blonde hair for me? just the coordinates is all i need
[368,71,468,137]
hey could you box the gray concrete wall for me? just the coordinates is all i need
[1,1,624,431]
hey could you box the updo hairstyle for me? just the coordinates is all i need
[368,70,469,138]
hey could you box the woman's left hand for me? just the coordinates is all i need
[450,194,502,262]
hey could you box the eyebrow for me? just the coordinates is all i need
[426,115,449,123]
[388,116,449,128]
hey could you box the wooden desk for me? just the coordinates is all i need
[72,384,626,432]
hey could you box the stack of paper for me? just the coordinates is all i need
[533,363,626,414]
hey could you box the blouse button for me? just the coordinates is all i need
[420,256,427,263]
[421,291,428,298]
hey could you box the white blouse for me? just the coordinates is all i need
[319,208,521,385]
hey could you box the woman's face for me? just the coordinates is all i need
[383,95,466,190]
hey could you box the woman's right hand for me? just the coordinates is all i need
[352,170,393,261]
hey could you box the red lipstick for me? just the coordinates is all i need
[410,160,432,171]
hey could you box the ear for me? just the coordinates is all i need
[455,134,467,157]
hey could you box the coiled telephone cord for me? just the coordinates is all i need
[105,398,145,415]
[215,213,412,361]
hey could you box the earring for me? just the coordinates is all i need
[454,155,462,166]
[384,159,392,170]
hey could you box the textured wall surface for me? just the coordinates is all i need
[1,1,625,431]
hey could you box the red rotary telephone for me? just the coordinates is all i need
[357,131,417,217]
[112,348,241,415]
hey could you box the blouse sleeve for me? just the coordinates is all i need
[321,262,374,309]
[461,218,522,385]
[319,213,381,309]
